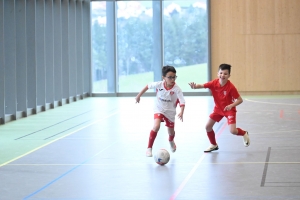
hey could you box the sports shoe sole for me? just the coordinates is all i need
[146,148,152,157]
[170,141,176,153]
[204,145,219,153]
[244,132,250,147]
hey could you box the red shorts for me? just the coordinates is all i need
[154,113,174,128]
[209,111,236,125]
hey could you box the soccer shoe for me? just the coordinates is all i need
[146,148,152,157]
[169,141,176,153]
[243,131,250,147]
[204,144,219,152]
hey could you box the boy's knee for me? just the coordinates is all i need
[153,125,160,132]
[205,125,213,132]
[167,127,175,135]
[169,131,175,136]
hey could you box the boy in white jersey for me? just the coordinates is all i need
[135,65,186,157]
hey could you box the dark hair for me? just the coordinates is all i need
[219,63,232,74]
[162,65,176,77]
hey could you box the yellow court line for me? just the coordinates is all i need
[0,111,119,168]
[245,98,300,106]
[20,138,107,141]
[6,162,300,166]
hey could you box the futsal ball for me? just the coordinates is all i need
[154,149,170,165]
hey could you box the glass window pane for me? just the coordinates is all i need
[163,0,208,92]
[116,1,155,93]
[91,0,209,95]
[91,2,109,93]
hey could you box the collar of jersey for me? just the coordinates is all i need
[164,81,176,90]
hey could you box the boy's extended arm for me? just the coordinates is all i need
[188,82,205,89]
[135,85,148,103]
[177,105,185,122]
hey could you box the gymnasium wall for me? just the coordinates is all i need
[210,0,300,95]
[0,0,91,124]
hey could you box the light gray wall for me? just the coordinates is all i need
[0,0,91,124]
[0,0,5,124]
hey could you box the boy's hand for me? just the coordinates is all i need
[224,104,233,111]
[135,96,140,103]
[188,82,196,89]
[177,112,183,122]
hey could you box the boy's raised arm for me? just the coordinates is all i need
[188,82,205,89]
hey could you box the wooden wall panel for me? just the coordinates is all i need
[210,0,232,77]
[211,0,300,94]
[275,0,300,34]
[231,36,246,90]
[243,0,276,34]
[276,35,300,90]
[245,35,277,91]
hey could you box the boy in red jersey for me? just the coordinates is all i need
[136,65,185,157]
[188,63,249,152]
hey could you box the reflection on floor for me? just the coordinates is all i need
[0,96,300,200]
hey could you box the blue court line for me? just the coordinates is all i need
[23,142,117,200]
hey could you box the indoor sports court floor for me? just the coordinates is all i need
[0,95,300,200]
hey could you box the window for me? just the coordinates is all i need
[117,1,155,93]
[163,1,208,92]
[91,0,209,95]
[91,1,109,93]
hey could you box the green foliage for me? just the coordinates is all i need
[164,6,208,67]
[91,3,209,93]
[92,22,107,80]
[117,15,153,75]
[93,63,208,93]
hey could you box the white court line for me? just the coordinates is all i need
[169,154,206,200]
[245,98,300,106]
[169,122,228,200]
[239,110,298,113]
[200,162,300,164]
[6,161,300,166]
[248,129,300,134]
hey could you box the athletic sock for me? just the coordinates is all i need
[169,132,175,141]
[148,130,157,148]
[207,130,217,145]
[237,128,246,136]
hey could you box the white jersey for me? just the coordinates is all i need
[148,81,185,122]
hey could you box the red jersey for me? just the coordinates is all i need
[204,79,240,114]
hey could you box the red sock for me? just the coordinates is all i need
[207,130,217,145]
[148,130,157,148]
[237,128,246,136]
[169,132,175,141]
